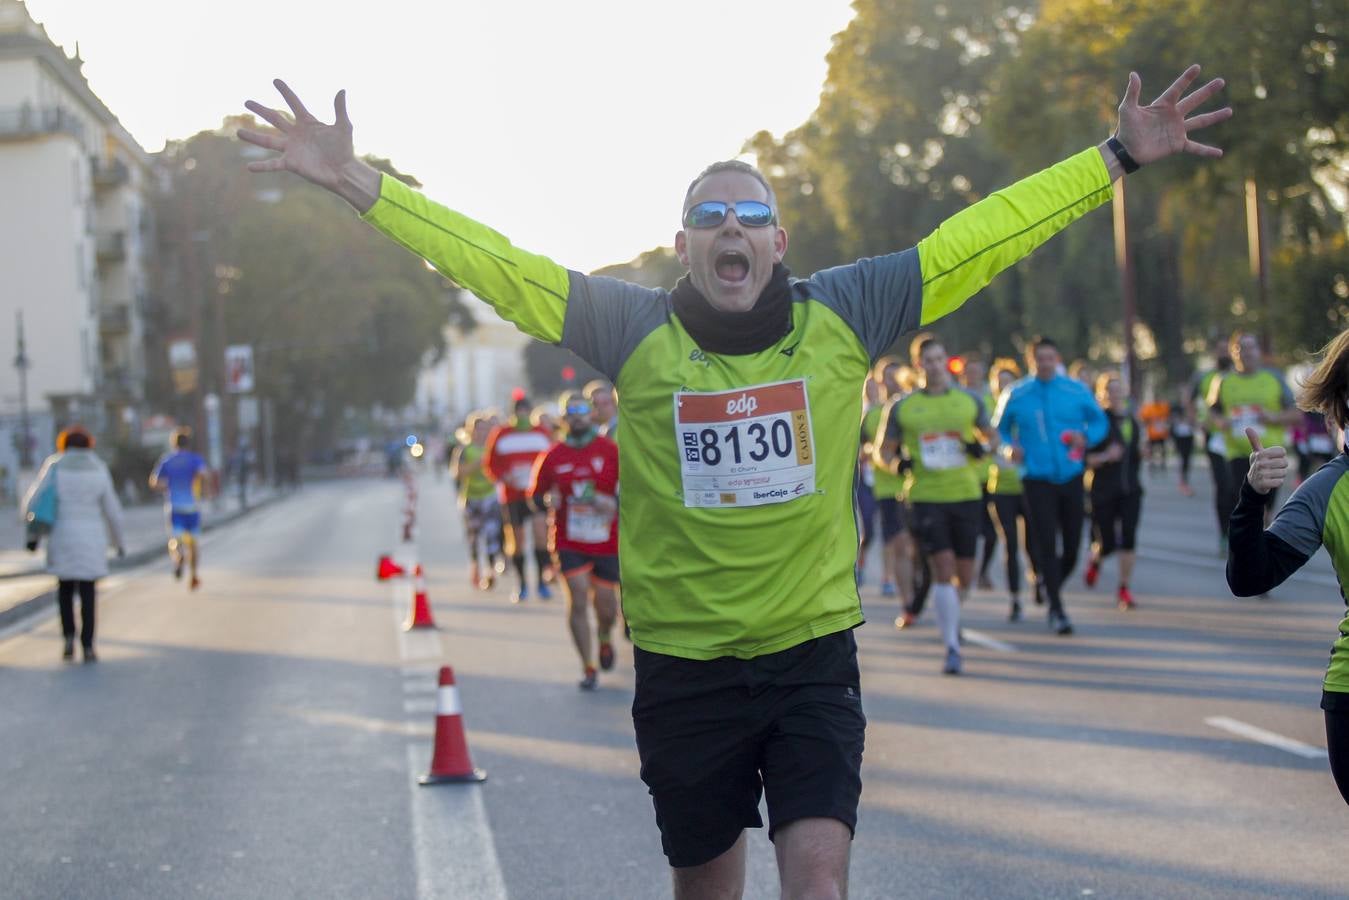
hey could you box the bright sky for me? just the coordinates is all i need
[27,0,857,273]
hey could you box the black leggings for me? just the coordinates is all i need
[1206,440,1232,535]
[977,490,998,580]
[1022,477,1085,616]
[1326,708,1349,806]
[57,579,96,648]
[1173,435,1194,484]
[989,493,1036,596]
[1090,491,1142,557]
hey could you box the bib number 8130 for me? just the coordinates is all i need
[684,420,793,466]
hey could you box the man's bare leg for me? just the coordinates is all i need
[563,573,594,671]
[168,538,184,579]
[775,818,851,900]
[672,830,747,900]
[187,536,201,590]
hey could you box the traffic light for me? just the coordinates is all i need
[561,365,576,382]
[948,355,966,376]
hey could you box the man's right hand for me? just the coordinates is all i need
[1245,427,1288,495]
[238,80,382,213]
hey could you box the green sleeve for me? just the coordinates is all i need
[360,173,572,342]
[916,147,1114,325]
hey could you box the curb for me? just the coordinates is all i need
[0,490,290,633]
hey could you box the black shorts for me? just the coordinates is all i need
[503,498,536,530]
[556,549,620,584]
[631,630,866,868]
[876,497,908,541]
[911,500,981,558]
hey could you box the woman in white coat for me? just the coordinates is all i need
[22,426,126,662]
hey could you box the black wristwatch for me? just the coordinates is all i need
[1106,136,1141,174]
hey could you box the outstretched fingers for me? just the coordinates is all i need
[236,127,285,152]
[1184,107,1233,132]
[1123,71,1142,109]
[1246,428,1264,453]
[1176,77,1227,115]
[244,99,293,133]
[1156,63,1201,106]
[246,157,288,174]
[1183,139,1224,159]
[273,78,316,123]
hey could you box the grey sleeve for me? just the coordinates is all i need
[1268,459,1346,556]
[560,272,671,383]
[964,388,991,430]
[1274,370,1296,407]
[803,248,923,362]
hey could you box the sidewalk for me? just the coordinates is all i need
[0,483,288,630]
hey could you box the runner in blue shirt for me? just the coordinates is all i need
[149,429,211,590]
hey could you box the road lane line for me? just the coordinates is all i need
[405,745,507,900]
[403,698,437,715]
[1204,716,1329,759]
[962,629,1018,653]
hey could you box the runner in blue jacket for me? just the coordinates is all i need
[993,338,1108,633]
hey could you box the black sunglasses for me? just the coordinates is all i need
[682,200,776,229]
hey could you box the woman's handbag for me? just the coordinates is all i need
[25,468,58,549]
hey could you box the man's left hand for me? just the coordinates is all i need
[1115,64,1233,165]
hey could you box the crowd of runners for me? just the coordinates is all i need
[240,62,1349,896]
[448,381,622,690]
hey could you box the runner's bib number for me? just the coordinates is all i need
[1310,434,1335,455]
[566,505,613,544]
[1207,432,1227,455]
[675,380,816,508]
[1229,404,1264,438]
[506,463,532,491]
[919,432,966,470]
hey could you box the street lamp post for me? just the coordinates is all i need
[14,310,31,468]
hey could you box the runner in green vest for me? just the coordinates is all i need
[861,356,914,602]
[1208,331,1298,530]
[1227,327,1349,805]
[239,64,1232,897]
[449,412,503,590]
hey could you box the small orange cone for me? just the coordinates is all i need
[376,554,406,581]
[419,666,486,784]
[404,564,437,630]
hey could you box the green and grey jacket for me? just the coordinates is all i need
[362,147,1113,660]
[1227,450,1349,706]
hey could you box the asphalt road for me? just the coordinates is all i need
[1,460,1344,899]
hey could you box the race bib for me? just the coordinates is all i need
[675,379,816,508]
[918,432,966,470]
[566,504,613,544]
[1207,432,1227,455]
[1229,404,1264,438]
[507,463,532,491]
[1310,434,1335,455]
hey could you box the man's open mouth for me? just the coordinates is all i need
[714,250,750,284]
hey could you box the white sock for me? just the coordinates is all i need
[933,583,961,652]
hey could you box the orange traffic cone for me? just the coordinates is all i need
[376,554,406,581]
[405,564,437,630]
[419,666,486,784]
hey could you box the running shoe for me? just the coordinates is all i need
[1008,599,1023,622]
[1117,586,1136,610]
[1084,560,1099,588]
[1178,482,1195,497]
[82,645,97,664]
[1033,581,1046,606]
[537,583,553,601]
[173,560,184,580]
[881,581,897,598]
[1048,611,1074,636]
[894,610,917,630]
[578,667,598,691]
[943,647,962,675]
[470,562,481,589]
[478,572,496,591]
[62,637,75,662]
[190,576,201,592]
[598,641,615,671]
[977,574,993,590]
[511,586,529,604]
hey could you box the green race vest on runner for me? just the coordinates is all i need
[1211,368,1294,460]
[457,444,495,502]
[360,147,1113,660]
[887,388,985,504]
[863,405,905,500]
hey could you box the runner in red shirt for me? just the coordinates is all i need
[484,394,555,602]
[529,392,620,690]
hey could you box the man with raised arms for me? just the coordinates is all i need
[239,66,1230,898]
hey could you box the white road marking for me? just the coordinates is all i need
[405,745,507,900]
[1204,716,1329,759]
[961,629,1018,653]
[392,548,507,899]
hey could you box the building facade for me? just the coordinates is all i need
[0,0,153,461]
